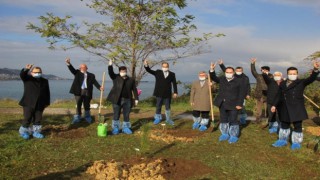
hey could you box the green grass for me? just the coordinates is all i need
[1,98,320,179]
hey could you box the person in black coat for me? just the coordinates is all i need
[262,71,283,134]
[107,59,139,135]
[272,61,319,150]
[65,58,103,124]
[209,63,246,144]
[144,60,178,125]
[218,59,251,125]
[19,64,50,139]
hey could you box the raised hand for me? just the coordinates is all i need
[25,64,33,69]
[65,57,71,65]
[251,58,257,64]
[108,59,113,66]
[210,62,216,70]
[218,59,223,65]
[144,59,148,66]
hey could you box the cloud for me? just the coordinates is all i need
[260,0,320,8]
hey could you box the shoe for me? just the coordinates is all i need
[228,136,239,144]
[272,140,287,147]
[219,134,229,141]
[192,122,200,129]
[166,119,174,125]
[112,128,120,135]
[72,115,81,124]
[153,118,161,125]
[199,125,207,131]
[122,127,133,134]
[291,143,301,150]
[19,126,30,140]
[21,133,30,140]
[84,111,92,123]
[269,127,278,134]
[33,132,44,139]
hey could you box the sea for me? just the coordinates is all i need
[0,80,188,102]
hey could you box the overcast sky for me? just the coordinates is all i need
[0,0,319,82]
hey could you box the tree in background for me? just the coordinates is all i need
[305,51,320,61]
[27,0,224,85]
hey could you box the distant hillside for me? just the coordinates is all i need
[0,68,68,80]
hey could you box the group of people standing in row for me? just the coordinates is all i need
[18,57,320,150]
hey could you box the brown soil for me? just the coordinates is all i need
[86,157,212,180]
[42,125,88,139]
[148,129,205,143]
[306,126,320,136]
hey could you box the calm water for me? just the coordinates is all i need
[0,80,187,102]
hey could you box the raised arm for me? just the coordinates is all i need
[20,64,32,81]
[108,59,117,80]
[250,58,259,78]
[65,58,77,75]
[303,61,320,86]
[144,60,156,75]
[209,62,220,83]
[218,59,226,72]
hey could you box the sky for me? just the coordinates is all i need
[0,0,320,83]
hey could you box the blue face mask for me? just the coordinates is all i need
[32,73,42,78]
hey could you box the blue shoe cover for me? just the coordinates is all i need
[199,125,207,131]
[192,122,200,129]
[84,111,92,123]
[269,127,277,134]
[112,128,120,135]
[153,118,161,125]
[122,127,133,134]
[272,140,287,147]
[219,134,229,141]
[228,136,239,144]
[165,119,174,125]
[72,115,81,124]
[21,133,30,140]
[291,143,301,150]
[33,132,44,139]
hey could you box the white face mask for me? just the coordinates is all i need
[199,77,206,81]
[120,72,127,77]
[225,73,234,79]
[162,68,169,72]
[235,72,242,75]
[32,73,42,78]
[274,76,281,81]
[288,75,297,81]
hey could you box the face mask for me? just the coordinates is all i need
[199,77,206,81]
[162,68,169,72]
[225,73,234,79]
[120,72,127,77]
[274,76,281,81]
[288,75,297,81]
[235,72,242,75]
[32,73,42,78]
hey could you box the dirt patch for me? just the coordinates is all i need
[149,129,204,143]
[86,157,212,180]
[306,126,320,136]
[42,125,88,139]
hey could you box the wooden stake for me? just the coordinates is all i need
[207,73,215,126]
[98,72,106,120]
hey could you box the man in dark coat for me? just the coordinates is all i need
[144,60,178,125]
[107,59,139,135]
[209,63,246,144]
[262,71,283,134]
[251,58,272,123]
[65,58,103,124]
[19,64,50,139]
[218,59,251,125]
[272,61,319,150]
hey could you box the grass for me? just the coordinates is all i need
[1,98,320,179]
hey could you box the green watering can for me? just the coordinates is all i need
[97,123,108,137]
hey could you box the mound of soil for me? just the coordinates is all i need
[42,125,88,139]
[86,157,212,180]
[306,126,320,136]
[149,129,204,143]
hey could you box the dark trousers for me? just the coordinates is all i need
[75,95,91,115]
[267,103,277,123]
[219,103,239,125]
[156,97,171,114]
[22,106,43,127]
[112,98,131,122]
[281,121,302,132]
[192,110,209,118]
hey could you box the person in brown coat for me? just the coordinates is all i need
[251,58,272,123]
[190,71,211,131]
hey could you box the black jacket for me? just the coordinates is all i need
[107,65,138,104]
[145,66,178,98]
[275,70,319,122]
[67,64,101,99]
[262,73,281,106]
[219,63,251,96]
[19,68,50,110]
[210,70,246,110]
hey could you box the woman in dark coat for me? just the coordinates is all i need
[272,61,319,150]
